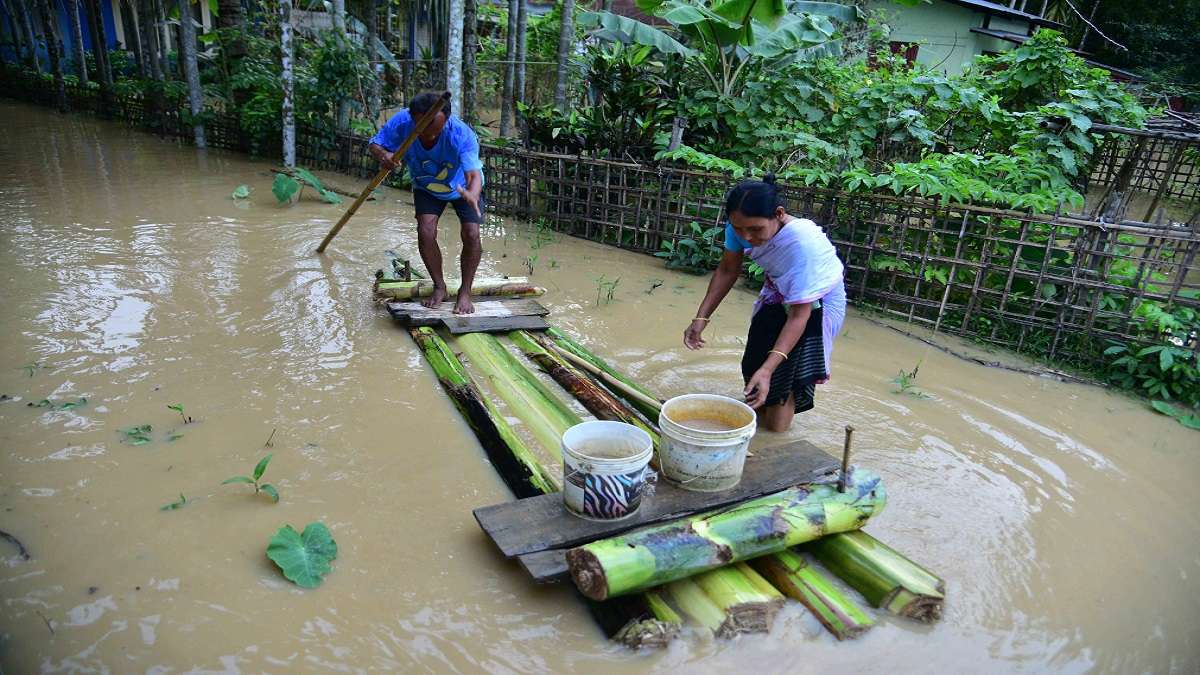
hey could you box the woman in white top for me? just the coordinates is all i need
[684,175,846,432]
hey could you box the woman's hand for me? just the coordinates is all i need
[744,368,772,408]
[684,319,707,350]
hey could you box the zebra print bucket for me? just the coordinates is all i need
[562,421,655,521]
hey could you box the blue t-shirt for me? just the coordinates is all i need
[724,223,752,252]
[370,111,484,200]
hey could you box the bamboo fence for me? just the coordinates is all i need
[4,67,1197,370]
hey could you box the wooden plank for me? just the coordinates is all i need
[387,298,549,326]
[518,549,569,584]
[473,440,838,559]
[444,315,550,334]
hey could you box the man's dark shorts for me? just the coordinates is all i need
[414,187,486,225]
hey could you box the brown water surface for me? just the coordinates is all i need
[1,101,1198,673]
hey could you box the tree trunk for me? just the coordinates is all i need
[566,469,887,601]
[36,0,66,110]
[176,0,204,146]
[455,332,580,458]
[69,0,88,83]
[410,327,559,498]
[279,0,294,167]
[750,550,875,640]
[806,530,945,622]
[20,0,41,73]
[137,0,160,81]
[461,0,475,125]
[374,277,542,299]
[445,0,462,113]
[124,0,147,77]
[509,330,660,448]
[331,0,349,131]
[364,0,379,124]
[84,0,112,104]
[153,0,168,77]
[514,0,526,118]
[499,0,516,136]
[215,0,245,62]
[553,0,573,111]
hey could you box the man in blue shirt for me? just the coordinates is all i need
[369,92,485,314]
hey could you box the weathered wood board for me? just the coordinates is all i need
[444,315,549,334]
[474,440,838,561]
[387,298,549,333]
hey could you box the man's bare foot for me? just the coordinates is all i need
[422,285,448,308]
[453,291,475,315]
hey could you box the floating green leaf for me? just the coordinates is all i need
[120,424,153,445]
[318,189,343,205]
[222,475,254,485]
[272,173,301,204]
[160,493,187,511]
[267,522,337,588]
[231,184,251,199]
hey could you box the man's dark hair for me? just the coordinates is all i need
[409,91,450,117]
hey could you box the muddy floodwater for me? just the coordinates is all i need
[1,100,1198,673]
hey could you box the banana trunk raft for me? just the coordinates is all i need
[379,268,944,646]
[566,470,886,601]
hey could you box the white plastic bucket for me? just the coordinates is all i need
[659,394,757,492]
[562,421,655,520]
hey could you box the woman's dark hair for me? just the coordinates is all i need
[724,173,783,218]
[409,91,450,117]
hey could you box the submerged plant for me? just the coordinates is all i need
[525,254,538,275]
[646,279,664,295]
[231,185,251,200]
[891,363,930,399]
[222,454,280,502]
[267,522,337,588]
[119,424,154,445]
[28,397,87,411]
[595,275,621,306]
[160,493,188,511]
[167,404,193,425]
[21,361,43,377]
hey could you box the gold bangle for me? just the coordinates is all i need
[769,349,789,360]
[692,317,711,322]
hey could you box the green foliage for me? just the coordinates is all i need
[595,275,621,305]
[160,493,188,511]
[267,522,337,588]
[231,185,251,199]
[522,43,676,160]
[1150,401,1200,430]
[891,362,929,398]
[120,424,154,445]
[655,222,725,273]
[167,403,193,424]
[222,453,280,502]
[272,170,342,205]
[26,396,87,411]
[658,29,1149,213]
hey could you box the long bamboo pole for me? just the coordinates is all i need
[316,91,450,254]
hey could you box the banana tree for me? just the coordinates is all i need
[578,0,860,97]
